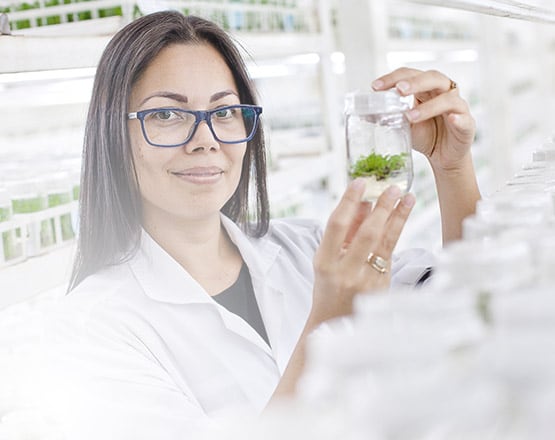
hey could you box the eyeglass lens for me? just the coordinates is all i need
[142,106,257,146]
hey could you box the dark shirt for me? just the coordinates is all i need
[212,264,270,346]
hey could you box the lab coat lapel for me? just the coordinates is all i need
[128,230,211,305]
[221,216,302,374]
[131,226,277,358]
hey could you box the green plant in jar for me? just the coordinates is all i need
[349,152,408,180]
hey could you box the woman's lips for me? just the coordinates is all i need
[171,167,224,184]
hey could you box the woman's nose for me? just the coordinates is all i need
[184,120,220,153]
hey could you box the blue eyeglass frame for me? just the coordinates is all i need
[127,104,263,148]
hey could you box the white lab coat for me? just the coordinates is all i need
[38,214,432,440]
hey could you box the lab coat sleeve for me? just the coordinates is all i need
[270,219,435,289]
[39,299,216,440]
[269,218,434,289]
[390,248,436,288]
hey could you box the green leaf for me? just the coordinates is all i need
[349,152,407,180]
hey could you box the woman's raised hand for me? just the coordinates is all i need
[309,180,415,324]
[372,68,476,174]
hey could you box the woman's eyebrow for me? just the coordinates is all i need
[210,90,238,102]
[138,90,238,107]
[138,92,188,107]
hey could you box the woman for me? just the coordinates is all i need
[42,10,480,439]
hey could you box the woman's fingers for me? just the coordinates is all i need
[312,185,416,320]
[372,68,455,96]
[343,201,372,249]
[374,193,416,258]
[341,186,403,269]
[371,67,421,91]
[406,89,469,123]
[316,178,366,267]
[395,69,457,97]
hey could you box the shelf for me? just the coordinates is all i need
[0,243,74,310]
[0,29,325,74]
[387,38,478,53]
[0,0,325,72]
[403,0,555,25]
[0,33,112,73]
[233,32,324,59]
[268,151,335,203]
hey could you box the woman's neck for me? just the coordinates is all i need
[142,211,243,295]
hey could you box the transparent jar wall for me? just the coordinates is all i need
[345,90,413,202]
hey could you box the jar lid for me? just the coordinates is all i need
[345,89,409,115]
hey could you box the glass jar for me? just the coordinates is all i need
[345,90,413,202]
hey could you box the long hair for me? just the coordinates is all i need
[68,11,269,291]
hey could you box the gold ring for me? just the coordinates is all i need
[366,252,388,274]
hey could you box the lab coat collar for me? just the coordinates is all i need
[128,215,289,367]
[128,214,281,306]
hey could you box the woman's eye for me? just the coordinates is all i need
[213,108,234,119]
[152,110,177,121]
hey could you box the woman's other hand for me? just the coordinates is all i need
[372,68,476,174]
[310,179,415,323]
[372,68,480,243]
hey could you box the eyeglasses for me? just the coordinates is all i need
[127,104,263,148]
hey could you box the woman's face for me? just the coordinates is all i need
[128,43,247,225]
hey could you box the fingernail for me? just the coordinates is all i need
[385,185,401,200]
[396,81,410,94]
[372,79,384,90]
[402,193,416,208]
[407,109,420,122]
[351,178,366,192]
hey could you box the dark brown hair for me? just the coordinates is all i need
[69,11,269,290]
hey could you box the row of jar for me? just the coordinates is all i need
[0,172,79,267]
[3,0,316,33]
[168,3,316,33]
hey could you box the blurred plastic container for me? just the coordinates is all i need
[462,189,554,241]
[0,188,24,266]
[6,179,55,256]
[532,139,555,163]
[431,238,534,295]
[45,173,75,243]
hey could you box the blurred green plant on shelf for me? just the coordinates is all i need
[47,189,75,242]
[0,189,23,265]
[11,191,56,249]
[2,0,314,32]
